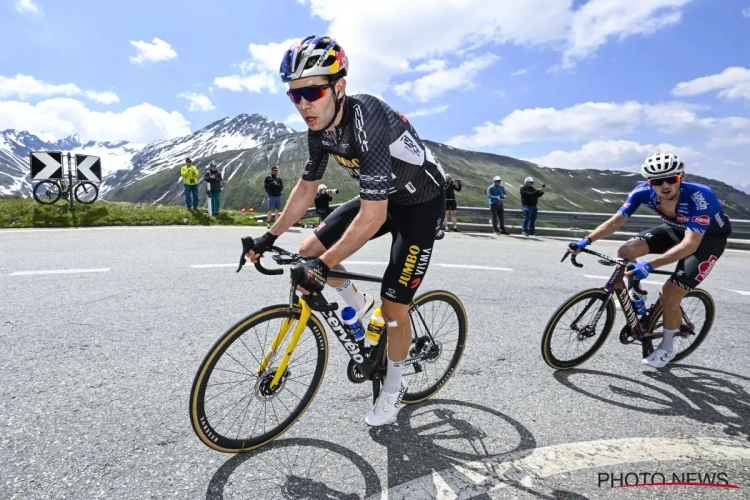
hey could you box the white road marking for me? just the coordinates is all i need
[10,268,110,276]
[190,264,237,269]
[725,289,750,296]
[369,437,750,500]
[582,274,664,286]
[437,264,513,272]
[342,261,389,266]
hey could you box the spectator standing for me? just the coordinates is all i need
[487,175,509,235]
[181,157,199,210]
[264,166,284,227]
[520,176,545,236]
[314,184,335,221]
[443,173,462,232]
[204,161,223,215]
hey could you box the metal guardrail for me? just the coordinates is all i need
[251,204,750,239]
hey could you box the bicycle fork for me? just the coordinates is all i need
[258,300,313,389]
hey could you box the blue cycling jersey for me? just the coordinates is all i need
[617,181,731,236]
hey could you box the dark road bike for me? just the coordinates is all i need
[32,178,98,205]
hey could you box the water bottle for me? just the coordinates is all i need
[365,308,386,348]
[628,287,647,316]
[341,307,365,342]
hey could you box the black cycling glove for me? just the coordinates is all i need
[250,231,278,257]
[294,258,329,295]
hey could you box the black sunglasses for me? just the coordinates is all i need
[287,83,334,105]
[649,176,681,186]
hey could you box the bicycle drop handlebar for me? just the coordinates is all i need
[236,236,338,312]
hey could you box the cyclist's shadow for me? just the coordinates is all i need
[205,437,381,500]
[553,365,750,441]
[368,399,587,499]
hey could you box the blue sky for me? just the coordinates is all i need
[1,0,750,191]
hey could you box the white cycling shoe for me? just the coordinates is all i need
[365,378,407,427]
[358,293,374,321]
[642,347,674,368]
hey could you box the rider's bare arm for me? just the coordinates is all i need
[319,199,387,268]
[585,214,629,243]
[647,231,703,269]
[268,178,320,236]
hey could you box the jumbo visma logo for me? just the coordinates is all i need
[331,154,359,169]
[398,246,432,287]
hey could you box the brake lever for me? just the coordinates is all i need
[237,236,254,273]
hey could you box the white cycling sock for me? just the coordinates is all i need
[335,280,365,311]
[383,355,405,393]
[659,327,678,353]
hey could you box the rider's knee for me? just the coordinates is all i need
[298,236,324,257]
[380,300,408,323]
[618,241,643,261]
[660,284,686,308]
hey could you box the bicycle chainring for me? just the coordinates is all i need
[347,359,367,384]
[619,325,636,344]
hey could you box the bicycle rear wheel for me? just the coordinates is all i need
[33,180,62,205]
[643,288,715,363]
[401,290,468,404]
[190,304,328,453]
[541,288,616,369]
[74,181,98,203]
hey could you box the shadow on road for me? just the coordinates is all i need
[553,364,750,441]
[205,437,381,500]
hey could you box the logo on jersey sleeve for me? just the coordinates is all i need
[715,212,726,227]
[692,215,711,226]
[696,255,718,282]
[389,131,425,166]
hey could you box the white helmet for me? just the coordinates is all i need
[279,36,348,83]
[641,153,684,179]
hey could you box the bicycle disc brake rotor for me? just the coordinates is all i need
[347,359,367,384]
[411,336,442,364]
[255,368,290,400]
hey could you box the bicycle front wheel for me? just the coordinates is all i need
[190,304,328,453]
[541,288,616,369]
[33,180,62,205]
[74,181,98,203]
[643,288,715,363]
[401,290,468,404]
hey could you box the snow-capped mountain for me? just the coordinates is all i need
[0,114,294,198]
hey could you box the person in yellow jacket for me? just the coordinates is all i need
[181,157,200,210]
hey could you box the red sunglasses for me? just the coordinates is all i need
[287,83,333,105]
[649,175,681,186]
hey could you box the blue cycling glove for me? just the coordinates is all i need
[626,261,654,280]
[570,238,590,251]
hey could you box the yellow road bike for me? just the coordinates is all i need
[189,237,468,453]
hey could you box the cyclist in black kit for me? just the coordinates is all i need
[245,35,446,426]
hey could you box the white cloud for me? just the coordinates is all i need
[394,54,499,102]
[213,73,278,94]
[511,68,530,76]
[176,92,215,112]
[671,66,750,101]
[561,0,692,70]
[0,98,190,143]
[743,7,750,18]
[446,100,750,149]
[85,91,120,104]
[403,105,450,118]
[283,113,304,125]
[528,140,699,171]
[14,0,39,14]
[129,38,178,64]
[0,74,120,105]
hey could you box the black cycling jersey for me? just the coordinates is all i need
[302,94,445,205]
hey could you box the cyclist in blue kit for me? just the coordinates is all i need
[569,153,731,368]
[245,35,447,425]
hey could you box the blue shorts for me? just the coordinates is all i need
[268,195,281,210]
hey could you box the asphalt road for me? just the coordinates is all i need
[1,225,749,500]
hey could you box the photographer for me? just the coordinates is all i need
[180,157,199,210]
[520,176,546,236]
[443,173,462,232]
[314,184,337,221]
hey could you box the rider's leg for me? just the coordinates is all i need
[617,238,650,261]
[380,298,411,393]
[657,281,689,349]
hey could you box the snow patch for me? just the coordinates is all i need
[591,188,629,195]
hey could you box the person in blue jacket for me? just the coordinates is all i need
[488,176,509,235]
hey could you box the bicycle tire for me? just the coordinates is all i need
[32,180,62,205]
[642,288,715,363]
[74,181,99,204]
[541,288,616,370]
[401,290,468,404]
[190,304,328,453]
